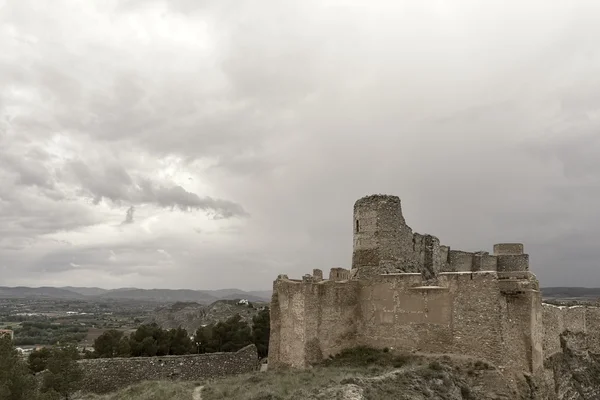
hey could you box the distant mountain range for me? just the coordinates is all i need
[541,287,600,301]
[0,286,272,304]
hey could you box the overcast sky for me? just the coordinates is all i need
[1,0,600,290]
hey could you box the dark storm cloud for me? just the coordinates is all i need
[123,206,135,224]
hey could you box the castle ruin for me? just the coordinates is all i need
[268,194,544,377]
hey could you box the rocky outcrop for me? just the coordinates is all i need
[544,331,600,400]
[146,300,266,333]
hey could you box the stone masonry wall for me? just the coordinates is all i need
[357,271,541,374]
[268,277,359,369]
[270,269,543,376]
[78,344,258,394]
[539,304,600,396]
[542,303,600,357]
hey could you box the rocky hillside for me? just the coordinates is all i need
[144,299,268,333]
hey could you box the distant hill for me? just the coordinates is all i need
[0,286,86,299]
[60,286,109,296]
[542,287,600,301]
[0,286,272,304]
[95,288,221,304]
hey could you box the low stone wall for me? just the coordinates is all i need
[78,344,258,394]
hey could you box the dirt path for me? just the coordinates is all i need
[192,386,204,400]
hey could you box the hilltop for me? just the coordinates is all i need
[145,299,268,333]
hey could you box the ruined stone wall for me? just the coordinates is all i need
[542,303,600,358]
[539,304,600,398]
[269,193,543,378]
[351,196,532,280]
[268,280,307,368]
[268,273,359,369]
[77,344,258,394]
[352,195,418,277]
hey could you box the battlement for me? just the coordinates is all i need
[351,194,528,280]
[277,268,352,285]
[269,194,542,378]
[494,243,524,255]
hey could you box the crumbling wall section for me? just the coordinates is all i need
[352,195,418,277]
[542,304,600,358]
[500,288,543,374]
[268,279,308,368]
[78,345,258,394]
[268,275,359,368]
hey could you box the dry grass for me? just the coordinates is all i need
[201,347,416,400]
[76,380,201,400]
[201,367,386,400]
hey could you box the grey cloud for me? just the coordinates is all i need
[65,160,247,218]
[137,179,247,217]
[0,195,101,238]
[30,245,169,275]
[3,0,600,289]
[0,140,56,190]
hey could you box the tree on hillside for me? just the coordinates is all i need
[28,347,53,373]
[252,307,270,358]
[168,326,194,355]
[40,345,83,400]
[0,336,40,400]
[194,314,252,353]
[93,330,130,358]
[194,324,214,354]
[129,323,170,357]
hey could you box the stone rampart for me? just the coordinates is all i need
[77,344,258,394]
[270,270,542,375]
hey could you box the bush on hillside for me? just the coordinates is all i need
[322,346,415,368]
[0,335,39,400]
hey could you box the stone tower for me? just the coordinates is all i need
[351,194,418,278]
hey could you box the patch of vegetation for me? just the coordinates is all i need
[14,321,88,345]
[0,336,83,400]
[322,346,415,368]
[201,368,377,400]
[77,381,199,400]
